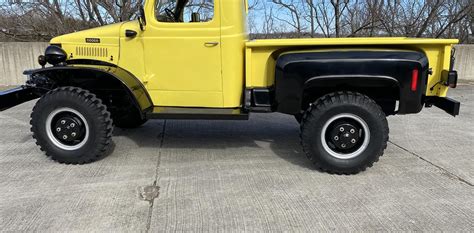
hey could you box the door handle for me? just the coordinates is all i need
[204,42,219,47]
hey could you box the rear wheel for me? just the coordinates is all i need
[31,87,113,164]
[300,92,389,174]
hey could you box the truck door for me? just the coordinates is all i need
[143,0,222,107]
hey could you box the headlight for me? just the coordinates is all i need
[44,45,67,65]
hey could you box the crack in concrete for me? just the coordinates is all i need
[145,120,167,233]
[389,141,473,187]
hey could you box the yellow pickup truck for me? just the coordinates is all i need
[0,0,461,174]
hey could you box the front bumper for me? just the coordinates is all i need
[0,86,40,111]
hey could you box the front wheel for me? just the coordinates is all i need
[30,87,114,164]
[300,92,389,174]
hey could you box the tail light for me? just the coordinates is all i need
[411,69,419,92]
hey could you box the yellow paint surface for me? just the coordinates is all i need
[50,0,457,109]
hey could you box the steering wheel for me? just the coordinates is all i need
[164,8,176,22]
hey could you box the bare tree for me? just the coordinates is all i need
[272,0,304,35]
[0,0,472,43]
[0,0,142,41]
[264,0,472,42]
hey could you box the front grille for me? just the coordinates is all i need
[76,46,108,57]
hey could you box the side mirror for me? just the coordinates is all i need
[138,6,147,31]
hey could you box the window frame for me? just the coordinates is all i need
[153,0,216,25]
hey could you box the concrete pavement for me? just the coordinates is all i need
[0,85,472,232]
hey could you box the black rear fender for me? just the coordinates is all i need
[303,76,400,115]
[275,50,429,115]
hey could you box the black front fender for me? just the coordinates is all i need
[24,64,153,113]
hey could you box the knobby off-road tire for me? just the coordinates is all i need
[300,92,389,174]
[30,87,114,164]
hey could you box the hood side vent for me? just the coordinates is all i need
[76,46,108,58]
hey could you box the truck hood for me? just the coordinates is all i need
[50,22,124,64]
[50,22,123,46]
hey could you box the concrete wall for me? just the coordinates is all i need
[0,42,49,85]
[0,42,473,86]
[454,45,474,81]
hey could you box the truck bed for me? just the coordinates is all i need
[245,37,458,97]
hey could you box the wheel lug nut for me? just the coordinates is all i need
[341,144,347,148]
[61,120,66,125]
[56,127,61,132]
[71,132,76,137]
[351,139,356,143]
[70,123,75,127]
[63,135,68,140]
[334,136,339,141]
[339,127,344,132]
[350,129,355,134]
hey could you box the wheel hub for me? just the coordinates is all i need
[321,113,371,160]
[53,116,85,144]
[46,107,89,150]
[329,123,361,150]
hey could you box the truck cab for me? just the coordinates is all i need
[49,0,248,110]
[0,0,461,174]
[120,0,248,108]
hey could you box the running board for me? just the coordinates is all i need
[146,107,249,120]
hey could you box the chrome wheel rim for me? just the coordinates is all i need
[321,113,370,160]
[46,107,89,151]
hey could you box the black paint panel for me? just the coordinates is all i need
[0,86,40,111]
[147,107,249,120]
[425,96,460,117]
[275,50,429,115]
[24,64,153,112]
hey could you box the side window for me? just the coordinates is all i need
[155,0,214,23]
